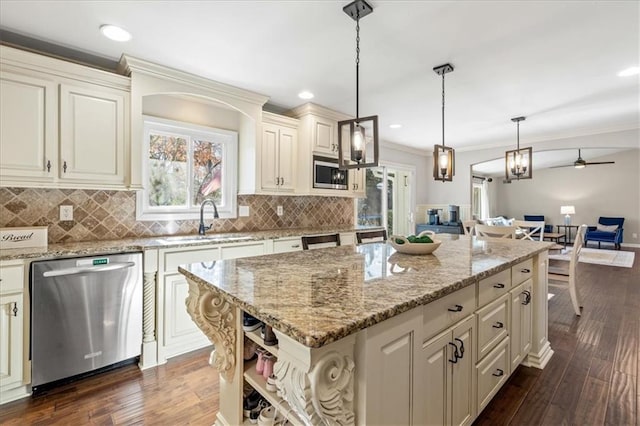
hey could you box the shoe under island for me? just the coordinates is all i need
[179,235,554,425]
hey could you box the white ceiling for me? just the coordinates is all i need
[1,1,638,152]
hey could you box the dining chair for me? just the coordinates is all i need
[548,225,587,316]
[474,224,517,239]
[356,229,387,244]
[513,220,545,241]
[301,233,341,250]
[462,220,477,236]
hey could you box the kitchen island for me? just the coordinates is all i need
[178,235,553,425]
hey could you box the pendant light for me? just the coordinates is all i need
[505,116,532,180]
[433,63,455,182]
[337,0,379,170]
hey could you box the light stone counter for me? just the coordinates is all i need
[0,226,379,261]
[179,235,552,348]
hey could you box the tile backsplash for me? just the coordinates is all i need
[0,188,354,244]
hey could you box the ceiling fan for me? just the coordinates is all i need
[550,149,615,169]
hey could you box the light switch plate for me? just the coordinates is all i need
[239,206,250,217]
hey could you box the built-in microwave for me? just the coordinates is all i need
[313,156,348,190]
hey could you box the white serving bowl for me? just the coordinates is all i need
[388,231,442,255]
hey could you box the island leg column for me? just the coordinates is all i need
[140,249,158,369]
[525,251,554,369]
[273,331,357,425]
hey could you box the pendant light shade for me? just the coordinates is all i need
[338,0,379,170]
[505,116,532,180]
[433,63,455,182]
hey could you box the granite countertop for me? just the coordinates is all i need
[0,226,382,261]
[179,235,554,348]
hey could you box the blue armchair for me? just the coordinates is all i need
[585,217,624,250]
[524,215,553,234]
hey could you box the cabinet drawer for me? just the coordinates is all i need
[164,248,220,272]
[478,269,511,307]
[273,238,302,254]
[0,264,24,293]
[221,242,265,259]
[423,284,476,340]
[511,258,533,286]
[476,294,509,360]
[477,337,510,412]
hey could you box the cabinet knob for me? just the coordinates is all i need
[447,304,463,312]
[12,302,18,317]
[492,321,504,329]
[492,369,504,377]
[46,160,51,172]
[63,161,68,173]
[521,268,531,273]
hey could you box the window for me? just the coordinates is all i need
[137,116,238,220]
[472,183,482,219]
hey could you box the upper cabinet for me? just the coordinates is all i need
[260,112,298,194]
[0,46,131,190]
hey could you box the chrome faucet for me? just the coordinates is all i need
[198,199,220,235]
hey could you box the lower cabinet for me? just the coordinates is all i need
[476,337,510,412]
[423,315,475,426]
[0,261,28,404]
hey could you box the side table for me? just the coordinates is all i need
[556,225,580,246]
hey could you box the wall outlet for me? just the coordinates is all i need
[59,205,73,221]
[277,206,283,216]
[239,206,250,217]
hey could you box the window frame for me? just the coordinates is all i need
[136,115,238,221]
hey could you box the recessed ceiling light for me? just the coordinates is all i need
[298,91,314,100]
[618,66,639,77]
[389,124,402,129]
[100,24,132,42]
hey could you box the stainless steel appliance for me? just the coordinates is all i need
[313,156,348,190]
[448,205,460,223]
[30,252,142,391]
[427,209,440,225]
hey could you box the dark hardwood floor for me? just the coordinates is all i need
[1,248,637,425]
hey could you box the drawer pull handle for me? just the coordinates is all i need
[46,160,51,172]
[454,337,465,359]
[521,268,531,273]
[448,342,459,363]
[448,304,463,312]
[492,369,504,377]
[493,283,505,289]
[291,244,300,248]
[492,321,504,329]
[522,290,532,305]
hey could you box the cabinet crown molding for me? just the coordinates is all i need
[262,111,299,128]
[287,102,351,122]
[118,54,269,107]
[0,45,130,91]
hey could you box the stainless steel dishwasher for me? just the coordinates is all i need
[30,252,142,392]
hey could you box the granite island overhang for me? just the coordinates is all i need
[178,235,554,425]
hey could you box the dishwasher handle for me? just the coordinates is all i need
[42,261,136,278]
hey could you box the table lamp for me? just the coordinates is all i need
[560,205,575,225]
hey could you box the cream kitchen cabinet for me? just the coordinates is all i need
[260,113,298,193]
[509,279,533,371]
[423,315,476,426]
[0,45,131,190]
[349,167,366,197]
[0,261,29,404]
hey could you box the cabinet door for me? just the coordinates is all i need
[450,316,475,426]
[260,123,280,191]
[277,126,297,192]
[0,293,23,390]
[0,71,57,183]
[162,273,209,358]
[423,330,451,426]
[59,84,128,186]
[510,279,533,371]
[312,116,337,156]
[350,167,365,196]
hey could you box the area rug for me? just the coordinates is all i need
[548,247,635,268]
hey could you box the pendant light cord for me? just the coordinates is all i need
[516,120,520,150]
[356,16,360,122]
[441,72,445,148]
